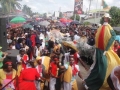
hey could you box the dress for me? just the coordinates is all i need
[18,68,40,90]
[85,23,120,90]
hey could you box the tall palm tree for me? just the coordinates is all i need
[22,5,33,16]
[0,0,21,14]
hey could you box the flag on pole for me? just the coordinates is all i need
[74,0,83,14]
[101,0,110,10]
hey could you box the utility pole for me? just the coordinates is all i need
[94,0,98,24]
[88,0,92,15]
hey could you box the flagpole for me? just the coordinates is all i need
[74,0,76,21]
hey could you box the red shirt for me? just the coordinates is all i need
[50,62,58,77]
[30,34,36,47]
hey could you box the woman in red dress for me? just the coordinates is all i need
[18,61,40,90]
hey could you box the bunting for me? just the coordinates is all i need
[101,0,110,10]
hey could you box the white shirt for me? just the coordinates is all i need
[12,46,16,49]
[66,33,70,37]
[36,65,43,77]
[17,55,22,62]
[64,63,80,82]
[64,53,70,64]
[7,39,12,44]
[74,35,80,42]
[35,47,41,56]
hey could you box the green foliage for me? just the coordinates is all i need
[109,6,120,26]
[100,18,104,25]
[83,22,90,25]
[0,0,21,14]
[22,5,33,16]
[70,14,80,21]
[115,30,120,35]
[100,6,120,27]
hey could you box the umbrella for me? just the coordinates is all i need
[10,16,26,23]
[10,23,23,29]
[30,22,39,26]
[70,20,80,25]
[60,18,67,23]
[39,21,50,26]
[55,22,66,27]
[22,24,33,29]
[62,41,78,52]
[67,19,73,23]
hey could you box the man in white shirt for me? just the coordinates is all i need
[74,31,80,42]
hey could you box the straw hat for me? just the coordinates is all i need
[103,13,111,18]
[36,56,42,61]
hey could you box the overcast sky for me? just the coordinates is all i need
[20,0,120,13]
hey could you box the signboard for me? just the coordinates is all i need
[74,0,83,14]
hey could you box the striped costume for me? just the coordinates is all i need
[85,23,120,90]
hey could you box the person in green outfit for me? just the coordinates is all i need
[0,46,7,68]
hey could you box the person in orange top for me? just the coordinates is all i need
[49,56,59,90]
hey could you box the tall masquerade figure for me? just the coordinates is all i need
[84,13,120,90]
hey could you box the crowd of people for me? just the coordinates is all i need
[0,13,120,90]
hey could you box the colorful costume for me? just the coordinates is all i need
[18,68,40,90]
[63,63,79,90]
[17,54,29,76]
[0,69,16,90]
[35,56,45,90]
[49,62,58,90]
[85,23,120,90]
[41,56,50,74]
[73,52,80,64]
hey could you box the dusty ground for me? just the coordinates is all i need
[77,63,90,90]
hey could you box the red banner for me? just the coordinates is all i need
[74,0,83,14]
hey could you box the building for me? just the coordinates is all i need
[63,11,74,18]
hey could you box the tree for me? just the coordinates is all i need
[100,6,120,27]
[0,0,21,14]
[109,6,120,26]
[22,5,33,16]
[70,14,80,21]
[43,13,47,19]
